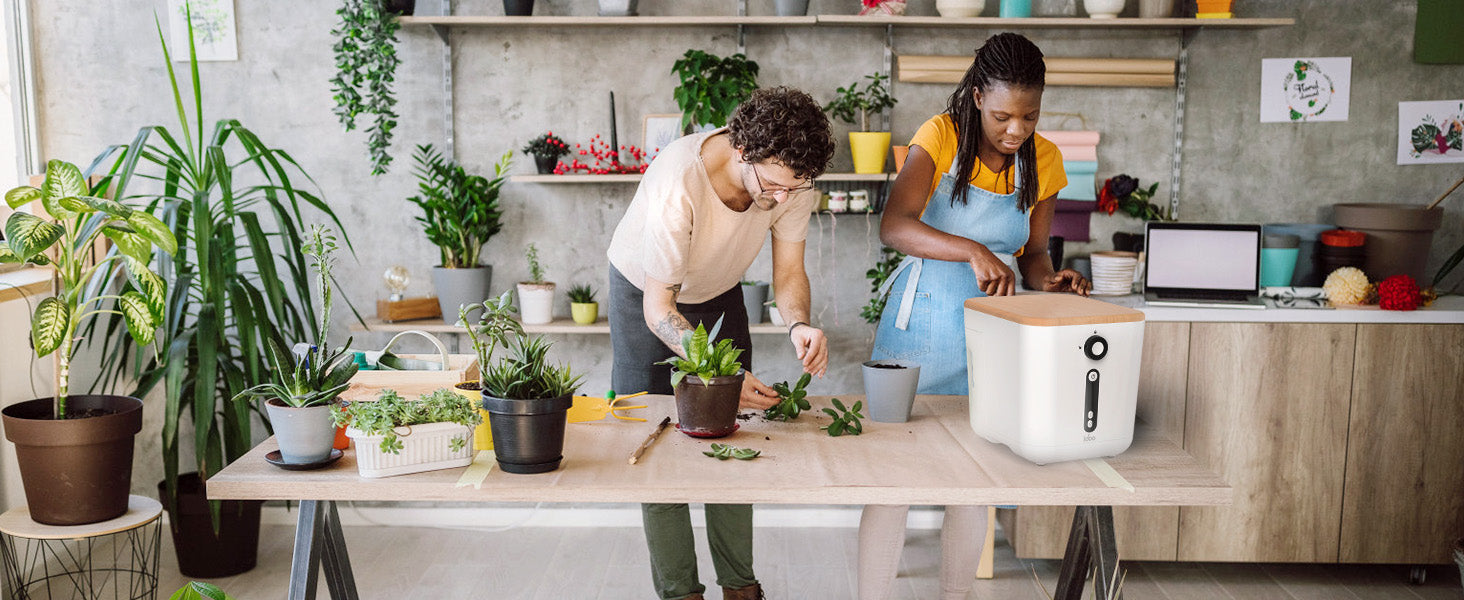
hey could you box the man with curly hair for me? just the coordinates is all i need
[606,86,835,600]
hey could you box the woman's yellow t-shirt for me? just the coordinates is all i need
[908,113,1067,209]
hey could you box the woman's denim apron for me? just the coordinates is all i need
[871,153,1031,394]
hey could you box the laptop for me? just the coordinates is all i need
[1142,222,1266,309]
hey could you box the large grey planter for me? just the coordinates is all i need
[431,266,493,321]
[265,401,336,464]
[862,359,921,423]
[741,282,769,324]
[775,0,810,16]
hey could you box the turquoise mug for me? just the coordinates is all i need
[1260,248,1300,287]
[1001,0,1033,17]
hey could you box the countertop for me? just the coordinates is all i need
[1093,293,1464,324]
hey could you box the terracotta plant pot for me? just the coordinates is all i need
[481,393,573,474]
[1333,203,1445,286]
[893,145,909,173]
[1,395,143,525]
[674,371,745,438]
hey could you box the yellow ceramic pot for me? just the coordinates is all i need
[849,131,892,174]
[453,381,493,451]
[571,302,599,325]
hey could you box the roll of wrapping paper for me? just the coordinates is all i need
[898,55,1176,87]
[1038,130,1101,161]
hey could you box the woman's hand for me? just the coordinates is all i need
[1042,269,1092,296]
[969,245,1017,297]
[739,372,779,410]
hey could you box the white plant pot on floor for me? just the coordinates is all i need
[347,422,475,478]
[517,282,555,325]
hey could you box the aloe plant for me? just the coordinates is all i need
[0,160,176,418]
[657,316,744,388]
[85,12,356,513]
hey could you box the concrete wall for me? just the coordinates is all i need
[21,0,1464,492]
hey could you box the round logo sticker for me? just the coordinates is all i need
[1281,60,1335,121]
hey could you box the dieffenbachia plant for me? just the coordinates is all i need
[1,159,176,418]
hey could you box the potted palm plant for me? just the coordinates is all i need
[659,317,745,438]
[521,132,571,174]
[464,292,584,473]
[406,144,511,320]
[671,49,760,133]
[89,14,354,577]
[824,72,898,174]
[517,243,555,325]
[0,159,175,525]
[234,226,359,464]
[567,283,598,325]
[338,388,480,478]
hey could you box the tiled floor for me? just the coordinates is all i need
[154,523,1463,599]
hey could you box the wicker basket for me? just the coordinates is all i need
[346,422,475,478]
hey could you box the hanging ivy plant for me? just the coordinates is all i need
[331,0,403,175]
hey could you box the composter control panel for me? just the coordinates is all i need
[1084,369,1100,433]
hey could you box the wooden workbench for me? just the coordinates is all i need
[209,395,1228,599]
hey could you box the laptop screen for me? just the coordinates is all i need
[1144,223,1261,292]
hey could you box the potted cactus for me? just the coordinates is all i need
[659,317,745,438]
[0,160,176,525]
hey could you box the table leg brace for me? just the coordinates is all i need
[1053,505,1121,600]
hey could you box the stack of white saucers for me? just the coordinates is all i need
[1090,251,1139,296]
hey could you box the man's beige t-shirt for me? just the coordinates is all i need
[607,129,817,304]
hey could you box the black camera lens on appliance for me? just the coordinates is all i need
[1084,335,1107,361]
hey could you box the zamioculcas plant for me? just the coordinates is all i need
[821,398,866,437]
[406,145,510,269]
[671,49,760,132]
[2,159,176,417]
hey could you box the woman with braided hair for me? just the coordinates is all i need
[858,33,1090,599]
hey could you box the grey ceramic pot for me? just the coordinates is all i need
[265,401,336,464]
[775,0,810,16]
[741,282,769,324]
[862,360,921,423]
[431,266,493,321]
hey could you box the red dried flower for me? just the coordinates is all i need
[1378,275,1421,311]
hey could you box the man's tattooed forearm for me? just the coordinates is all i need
[654,313,693,355]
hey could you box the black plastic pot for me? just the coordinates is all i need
[481,393,573,474]
[159,474,264,578]
[503,0,534,16]
[385,0,415,14]
[533,154,559,174]
[1,395,142,525]
[674,372,744,438]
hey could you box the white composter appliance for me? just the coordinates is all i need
[963,293,1145,464]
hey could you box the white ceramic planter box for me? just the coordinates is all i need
[346,422,475,478]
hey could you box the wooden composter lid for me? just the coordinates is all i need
[964,293,1144,327]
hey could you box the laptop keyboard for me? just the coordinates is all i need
[1157,290,1251,302]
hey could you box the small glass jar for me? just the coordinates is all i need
[827,191,849,213]
[849,190,870,212]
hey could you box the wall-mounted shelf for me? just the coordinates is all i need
[401,15,1294,30]
[510,172,893,184]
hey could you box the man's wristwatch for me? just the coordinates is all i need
[787,321,809,336]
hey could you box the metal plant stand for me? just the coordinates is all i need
[0,496,162,600]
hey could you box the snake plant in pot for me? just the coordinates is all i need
[407,144,510,320]
[659,317,745,438]
[87,15,355,577]
[233,226,358,464]
[463,293,583,473]
[0,159,176,526]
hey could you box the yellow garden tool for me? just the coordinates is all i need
[567,390,649,423]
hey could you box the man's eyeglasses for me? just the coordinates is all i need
[749,163,814,198]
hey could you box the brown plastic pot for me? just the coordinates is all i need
[159,473,263,578]
[1333,203,1444,286]
[674,371,744,438]
[1,395,143,525]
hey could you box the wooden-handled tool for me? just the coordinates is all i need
[628,417,672,465]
